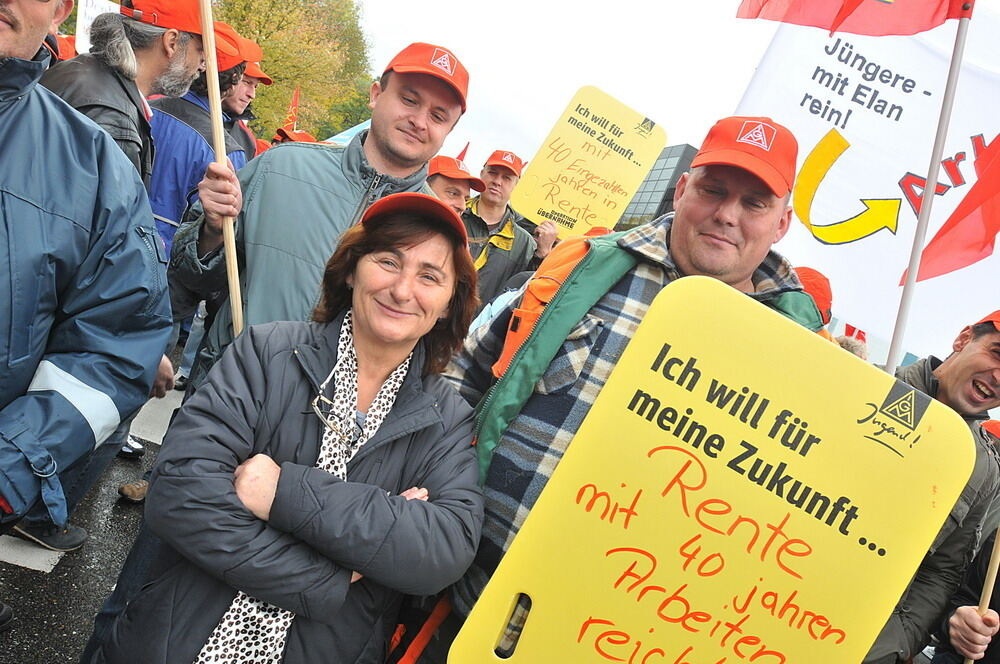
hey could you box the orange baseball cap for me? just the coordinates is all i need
[429,156,485,192]
[691,116,798,197]
[383,43,469,113]
[484,150,524,177]
[983,420,1000,438]
[362,192,467,244]
[214,23,249,71]
[974,311,1000,331]
[794,267,833,325]
[244,61,273,85]
[121,0,207,35]
[274,127,318,143]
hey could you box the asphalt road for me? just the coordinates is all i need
[0,391,179,664]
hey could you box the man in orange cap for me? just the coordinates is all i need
[427,154,484,216]
[147,20,252,256]
[41,0,215,185]
[224,46,272,159]
[429,116,827,660]
[865,311,1000,663]
[170,42,469,391]
[463,150,558,309]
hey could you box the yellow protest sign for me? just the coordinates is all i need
[449,277,975,663]
[511,86,666,238]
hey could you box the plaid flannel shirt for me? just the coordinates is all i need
[442,214,805,644]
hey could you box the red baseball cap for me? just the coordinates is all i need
[484,150,524,177]
[121,0,208,35]
[274,127,318,143]
[691,116,798,197]
[244,61,273,85]
[383,43,469,113]
[362,192,468,244]
[974,311,1000,331]
[794,266,833,325]
[429,156,485,192]
[122,5,245,72]
[214,23,250,71]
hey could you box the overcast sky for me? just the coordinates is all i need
[357,1,782,169]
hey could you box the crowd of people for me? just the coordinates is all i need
[2,0,1000,662]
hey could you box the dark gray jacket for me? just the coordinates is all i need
[102,317,483,663]
[462,198,538,311]
[40,54,153,186]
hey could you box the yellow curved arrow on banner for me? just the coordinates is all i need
[794,129,901,245]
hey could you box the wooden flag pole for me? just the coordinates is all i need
[964,530,1000,664]
[883,8,973,375]
[198,0,244,336]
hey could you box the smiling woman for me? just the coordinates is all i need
[100,193,484,664]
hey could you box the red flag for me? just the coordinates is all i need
[737,0,973,36]
[906,136,1000,282]
[281,87,300,131]
[844,323,867,342]
[455,142,470,162]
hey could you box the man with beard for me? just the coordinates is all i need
[146,23,255,255]
[0,0,170,628]
[40,0,218,187]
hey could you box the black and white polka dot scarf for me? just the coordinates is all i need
[195,310,412,663]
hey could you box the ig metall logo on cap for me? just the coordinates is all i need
[430,49,454,75]
[736,120,776,151]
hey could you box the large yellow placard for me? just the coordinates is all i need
[450,277,975,663]
[511,86,666,238]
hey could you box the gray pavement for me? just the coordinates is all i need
[0,392,178,664]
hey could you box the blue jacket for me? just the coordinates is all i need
[149,92,247,254]
[0,51,171,526]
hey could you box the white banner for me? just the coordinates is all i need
[737,12,1000,363]
[74,0,120,54]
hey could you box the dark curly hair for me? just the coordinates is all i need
[313,214,478,375]
[190,62,246,98]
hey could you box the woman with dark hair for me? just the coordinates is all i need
[100,193,483,664]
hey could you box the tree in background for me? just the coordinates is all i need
[59,1,371,139]
[314,73,371,139]
[217,0,370,139]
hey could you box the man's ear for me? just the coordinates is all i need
[51,0,74,33]
[673,172,690,208]
[368,80,383,111]
[161,29,182,59]
[953,326,974,353]
[773,205,793,243]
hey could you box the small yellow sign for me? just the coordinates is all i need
[511,86,666,238]
[449,277,974,663]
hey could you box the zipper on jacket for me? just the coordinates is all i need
[349,173,383,227]
[473,247,599,440]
